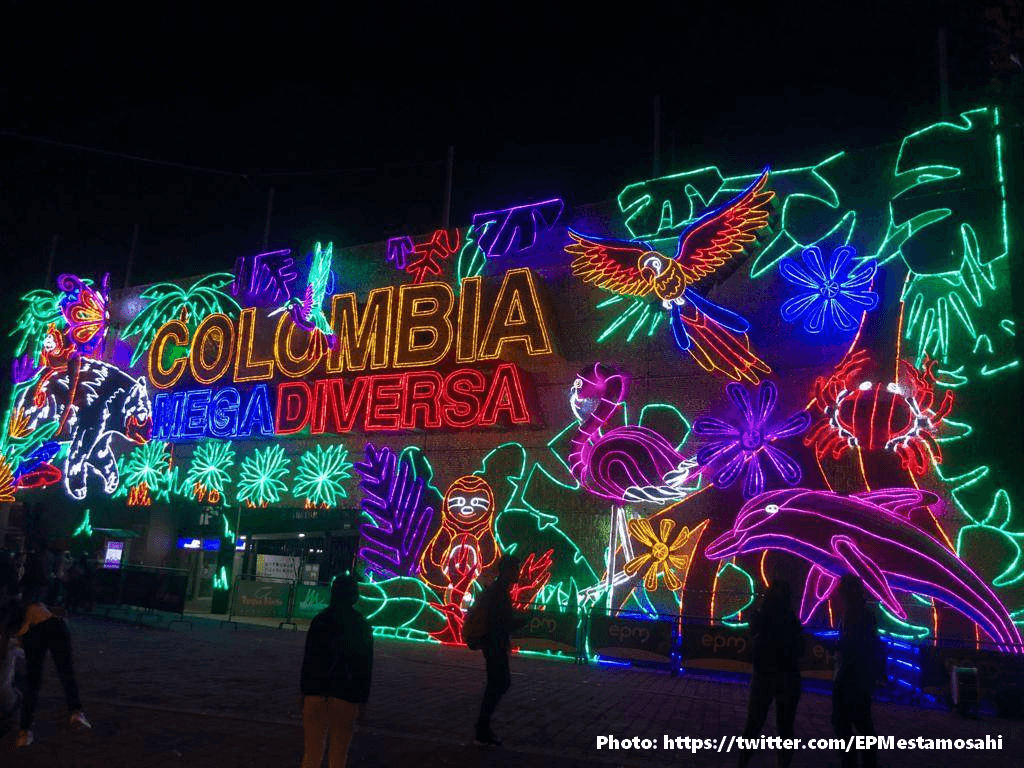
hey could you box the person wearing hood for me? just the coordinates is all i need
[738,579,805,768]
[299,573,372,768]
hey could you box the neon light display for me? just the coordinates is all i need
[705,489,1022,653]
[624,518,708,591]
[805,350,955,475]
[122,441,172,507]
[185,440,235,504]
[236,444,291,508]
[471,198,564,258]
[231,249,298,306]
[121,274,240,367]
[385,236,415,271]
[779,245,879,334]
[356,443,437,579]
[57,273,110,355]
[3,107,1021,667]
[693,380,810,499]
[394,229,461,284]
[293,444,352,508]
[269,241,337,355]
[566,171,773,382]
[151,385,275,441]
[10,287,65,359]
[568,363,699,503]
[11,357,152,500]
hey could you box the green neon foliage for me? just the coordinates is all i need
[72,509,93,538]
[120,273,240,366]
[293,444,352,507]
[185,441,236,505]
[213,566,230,591]
[454,223,488,289]
[237,445,291,507]
[9,288,66,358]
[122,441,173,493]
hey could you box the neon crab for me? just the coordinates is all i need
[804,350,954,475]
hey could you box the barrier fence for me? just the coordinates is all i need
[205,578,1024,714]
[92,565,192,629]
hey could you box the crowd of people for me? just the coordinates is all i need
[0,538,886,768]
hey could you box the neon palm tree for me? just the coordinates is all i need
[121,274,240,366]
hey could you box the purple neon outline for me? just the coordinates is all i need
[569,364,694,502]
[355,442,437,579]
[705,488,1023,653]
[385,237,415,271]
[693,380,810,499]
[231,249,298,305]
[471,198,565,258]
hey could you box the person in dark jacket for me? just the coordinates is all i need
[474,554,528,747]
[833,574,881,768]
[738,580,805,768]
[299,574,372,768]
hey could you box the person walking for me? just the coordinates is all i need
[472,555,527,747]
[1,599,91,747]
[738,580,805,768]
[299,574,372,768]
[833,574,883,768]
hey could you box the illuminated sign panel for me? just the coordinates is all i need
[5,109,1023,667]
[144,269,552,440]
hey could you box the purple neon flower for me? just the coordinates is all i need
[693,381,811,499]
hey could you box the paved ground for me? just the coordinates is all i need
[1,610,1021,767]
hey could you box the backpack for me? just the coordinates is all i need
[462,592,490,650]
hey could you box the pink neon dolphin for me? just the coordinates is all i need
[705,487,1023,654]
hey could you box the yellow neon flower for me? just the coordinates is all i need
[624,517,708,592]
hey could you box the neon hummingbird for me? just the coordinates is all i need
[269,241,337,360]
[566,169,774,383]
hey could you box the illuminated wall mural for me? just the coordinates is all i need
[4,107,1022,668]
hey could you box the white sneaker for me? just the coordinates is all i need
[16,729,33,747]
[70,711,92,729]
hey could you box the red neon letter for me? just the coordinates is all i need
[479,363,532,426]
[274,381,312,434]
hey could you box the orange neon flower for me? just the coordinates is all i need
[0,457,15,503]
[624,518,708,592]
[8,409,30,440]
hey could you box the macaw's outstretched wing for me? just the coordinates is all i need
[566,229,655,297]
[673,168,774,283]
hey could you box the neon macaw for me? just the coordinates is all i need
[566,169,774,383]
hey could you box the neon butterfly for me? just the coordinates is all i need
[58,273,110,355]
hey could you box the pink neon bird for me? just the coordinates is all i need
[569,363,697,504]
[705,487,1022,654]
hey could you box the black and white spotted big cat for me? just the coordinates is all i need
[15,358,152,499]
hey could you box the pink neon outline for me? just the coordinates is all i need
[706,488,1022,653]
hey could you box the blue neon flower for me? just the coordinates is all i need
[779,245,878,334]
[693,381,810,499]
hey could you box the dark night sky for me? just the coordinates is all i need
[0,0,996,317]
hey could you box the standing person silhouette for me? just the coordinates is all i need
[738,580,805,768]
[299,574,372,768]
[833,574,882,768]
[473,555,527,747]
